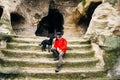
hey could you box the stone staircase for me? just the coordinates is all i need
[0,35,106,80]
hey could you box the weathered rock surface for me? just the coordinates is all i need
[85,2,120,78]
[0,0,82,36]
[0,0,22,35]
[65,0,102,36]
[66,0,102,23]
[86,2,120,36]
[104,0,119,7]
[107,56,120,78]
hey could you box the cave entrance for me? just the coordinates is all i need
[10,12,26,34]
[35,0,64,37]
[78,1,102,34]
[35,9,64,37]
[10,12,25,27]
[0,7,3,19]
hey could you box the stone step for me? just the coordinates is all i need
[10,34,84,40]
[12,37,90,44]
[0,77,113,80]
[83,78,117,80]
[0,77,114,80]
[0,67,106,79]
[0,57,98,68]
[7,43,92,50]
[1,35,107,79]
[1,49,95,58]
[10,35,47,39]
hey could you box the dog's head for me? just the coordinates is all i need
[49,36,55,40]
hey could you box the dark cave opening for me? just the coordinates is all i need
[10,12,26,35]
[10,12,25,27]
[0,7,3,19]
[35,0,64,37]
[35,9,64,37]
[78,1,102,33]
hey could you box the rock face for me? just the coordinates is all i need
[104,0,119,6]
[0,0,22,35]
[86,3,120,36]
[0,0,82,36]
[65,0,102,36]
[85,2,120,78]
[0,0,104,36]
[0,0,20,35]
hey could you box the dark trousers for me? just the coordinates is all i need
[51,48,65,67]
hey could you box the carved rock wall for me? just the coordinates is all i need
[85,2,120,78]
[0,0,82,36]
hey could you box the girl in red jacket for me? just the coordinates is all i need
[51,32,67,72]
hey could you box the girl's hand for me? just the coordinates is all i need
[57,48,62,53]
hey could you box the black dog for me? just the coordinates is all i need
[39,36,55,52]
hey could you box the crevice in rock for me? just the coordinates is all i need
[78,1,102,33]
[0,7,3,19]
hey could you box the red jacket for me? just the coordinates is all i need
[53,37,67,53]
